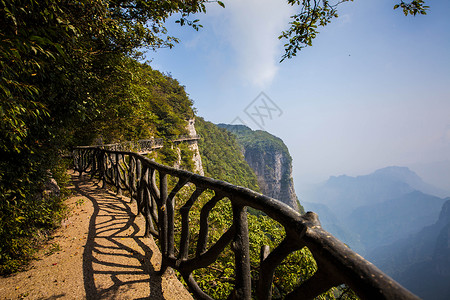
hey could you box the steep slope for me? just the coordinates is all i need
[195,119,260,191]
[217,124,303,213]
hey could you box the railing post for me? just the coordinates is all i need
[129,156,136,202]
[100,149,107,189]
[231,203,251,299]
[258,245,272,300]
[115,153,122,195]
[158,172,168,274]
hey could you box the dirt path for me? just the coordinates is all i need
[0,171,193,300]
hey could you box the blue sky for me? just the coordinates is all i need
[146,0,450,193]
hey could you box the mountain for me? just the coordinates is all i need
[302,166,448,257]
[369,199,450,300]
[372,166,450,198]
[409,160,450,194]
[195,118,260,192]
[346,191,447,250]
[217,124,303,213]
[302,201,365,253]
[303,166,447,220]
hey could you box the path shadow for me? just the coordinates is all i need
[71,173,166,299]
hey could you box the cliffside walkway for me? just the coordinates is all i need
[0,171,192,300]
[71,146,420,299]
[83,135,201,155]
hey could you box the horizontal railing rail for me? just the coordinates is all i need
[73,146,419,300]
[82,135,201,154]
[172,134,201,142]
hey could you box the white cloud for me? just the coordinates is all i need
[213,0,294,87]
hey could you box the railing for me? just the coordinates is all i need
[85,135,201,154]
[172,134,201,142]
[73,147,419,300]
[87,139,164,153]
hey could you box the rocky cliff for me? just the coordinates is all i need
[218,124,303,213]
[186,118,204,176]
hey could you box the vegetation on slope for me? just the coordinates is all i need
[72,60,194,145]
[195,118,260,191]
[219,125,291,156]
[218,124,292,180]
[0,0,204,274]
[218,124,304,213]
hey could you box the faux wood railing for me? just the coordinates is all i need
[73,147,419,300]
[88,135,201,154]
[96,139,164,152]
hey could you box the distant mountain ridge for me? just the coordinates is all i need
[304,166,449,219]
[347,190,447,249]
[372,166,449,198]
[302,166,450,299]
[369,199,450,300]
[302,166,449,252]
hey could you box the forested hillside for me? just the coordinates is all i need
[0,1,288,277]
[0,0,207,274]
[195,118,260,191]
[73,61,195,145]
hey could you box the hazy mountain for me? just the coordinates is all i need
[346,191,447,249]
[303,166,447,219]
[303,166,417,219]
[302,166,448,258]
[302,201,365,253]
[373,166,450,198]
[369,199,450,300]
[409,160,450,194]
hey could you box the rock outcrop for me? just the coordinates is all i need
[217,124,303,213]
[186,118,204,176]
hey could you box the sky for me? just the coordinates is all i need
[146,0,450,194]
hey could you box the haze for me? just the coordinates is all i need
[147,0,450,193]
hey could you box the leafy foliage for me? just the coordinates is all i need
[394,0,429,16]
[72,60,194,145]
[158,143,179,166]
[0,0,212,274]
[280,0,428,61]
[178,143,195,171]
[0,158,70,274]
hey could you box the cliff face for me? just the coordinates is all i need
[243,145,300,211]
[218,124,303,213]
[172,118,204,175]
[186,118,204,176]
